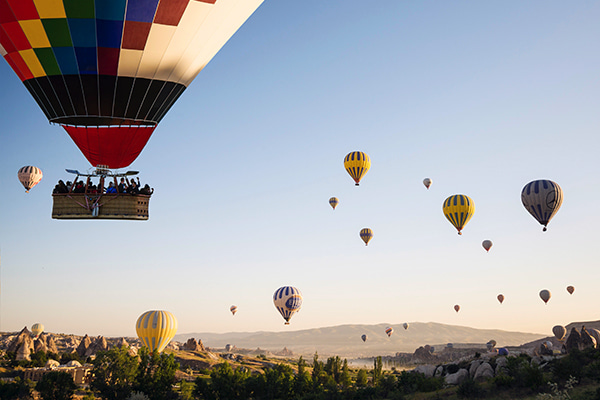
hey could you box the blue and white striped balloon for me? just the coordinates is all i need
[273,286,302,325]
[521,180,563,231]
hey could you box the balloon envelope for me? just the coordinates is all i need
[344,151,371,186]
[443,195,475,235]
[361,334,367,342]
[498,348,509,356]
[31,323,44,337]
[360,228,373,246]
[1,0,264,168]
[482,240,493,252]
[18,166,43,192]
[497,294,505,304]
[385,327,393,337]
[329,197,339,210]
[423,178,432,189]
[539,289,551,304]
[454,305,460,313]
[521,180,563,231]
[136,310,178,353]
[403,322,409,330]
[230,305,237,315]
[273,286,302,325]
[566,286,575,295]
[552,325,567,341]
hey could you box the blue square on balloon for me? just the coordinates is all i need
[96,19,123,48]
[68,19,96,47]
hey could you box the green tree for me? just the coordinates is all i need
[200,362,249,400]
[340,358,352,389]
[356,369,368,387]
[134,348,179,400]
[294,356,312,397]
[35,371,77,400]
[29,351,49,367]
[0,377,33,400]
[372,356,383,386]
[90,345,138,400]
[263,364,294,400]
[324,356,342,383]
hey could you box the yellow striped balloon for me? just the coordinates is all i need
[136,310,178,353]
[31,323,44,338]
[360,228,373,246]
[329,197,339,210]
[442,194,475,235]
[344,151,371,186]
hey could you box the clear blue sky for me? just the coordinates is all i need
[1,1,599,339]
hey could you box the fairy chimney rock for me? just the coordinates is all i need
[76,335,92,357]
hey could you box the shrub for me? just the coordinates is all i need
[457,378,486,398]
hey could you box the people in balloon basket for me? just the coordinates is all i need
[53,177,153,196]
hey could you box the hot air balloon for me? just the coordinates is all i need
[361,334,367,342]
[329,197,339,210]
[18,166,43,192]
[454,305,460,313]
[521,180,563,231]
[539,289,551,305]
[443,195,475,235]
[31,323,44,338]
[486,340,497,351]
[497,294,505,304]
[482,240,493,252]
[385,327,393,337]
[273,286,302,325]
[230,305,237,316]
[1,1,264,169]
[498,348,509,356]
[423,178,432,189]
[136,310,178,353]
[403,323,409,330]
[552,325,567,342]
[447,343,454,349]
[566,286,575,295]
[344,151,370,186]
[360,228,373,246]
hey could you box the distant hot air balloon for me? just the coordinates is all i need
[443,195,475,235]
[329,197,339,210]
[521,180,563,231]
[423,178,432,189]
[18,166,43,193]
[539,289,551,305]
[566,286,575,295]
[273,286,302,325]
[1,1,264,169]
[344,151,371,186]
[498,348,509,356]
[486,340,497,351]
[552,325,567,342]
[31,323,44,338]
[482,240,493,252]
[385,327,394,337]
[497,294,505,304]
[136,310,178,353]
[454,305,460,313]
[447,343,454,349]
[360,228,373,246]
[361,334,367,342]
[230,305,238,316]
[403,323,409,330]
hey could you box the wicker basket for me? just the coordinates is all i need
[52,194,150,220]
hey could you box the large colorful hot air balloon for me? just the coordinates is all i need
[403,322,409,330]
[385,326,393,337]
[329,197,339,210]
[31,323,44,338]
[566,286,575,295]
[482,240,493,252]
[443,195,475,235]
[497,294,505,304]
[521,180,563,231]
[423,178,432,189]
[552,325,567,342]
[18,166,42,192]
[136,310,178,353]
[454,304,460,313]
[539,289,551,305]
[361,334,367,342]
[359,228,373,246]
[273,286,302,325]
[1,0,264,169]
[344,151,370,186]
[230,305,237,316]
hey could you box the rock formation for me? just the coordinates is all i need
[116,337,129,349]
[565,326,597,353]
[182,338,204,351]
[445,369,468,385]
[473,362,494,381]
[34,338,47,353]
[7,327,35,361]
[85,336,108,357]
[581,326,597,349]
[411,346,436,363]
[76,335,92,358]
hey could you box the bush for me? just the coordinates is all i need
[457,378,486,398]
[36,371,77,400]
[446,364,460,374]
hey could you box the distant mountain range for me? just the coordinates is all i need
[174,322,545,357]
